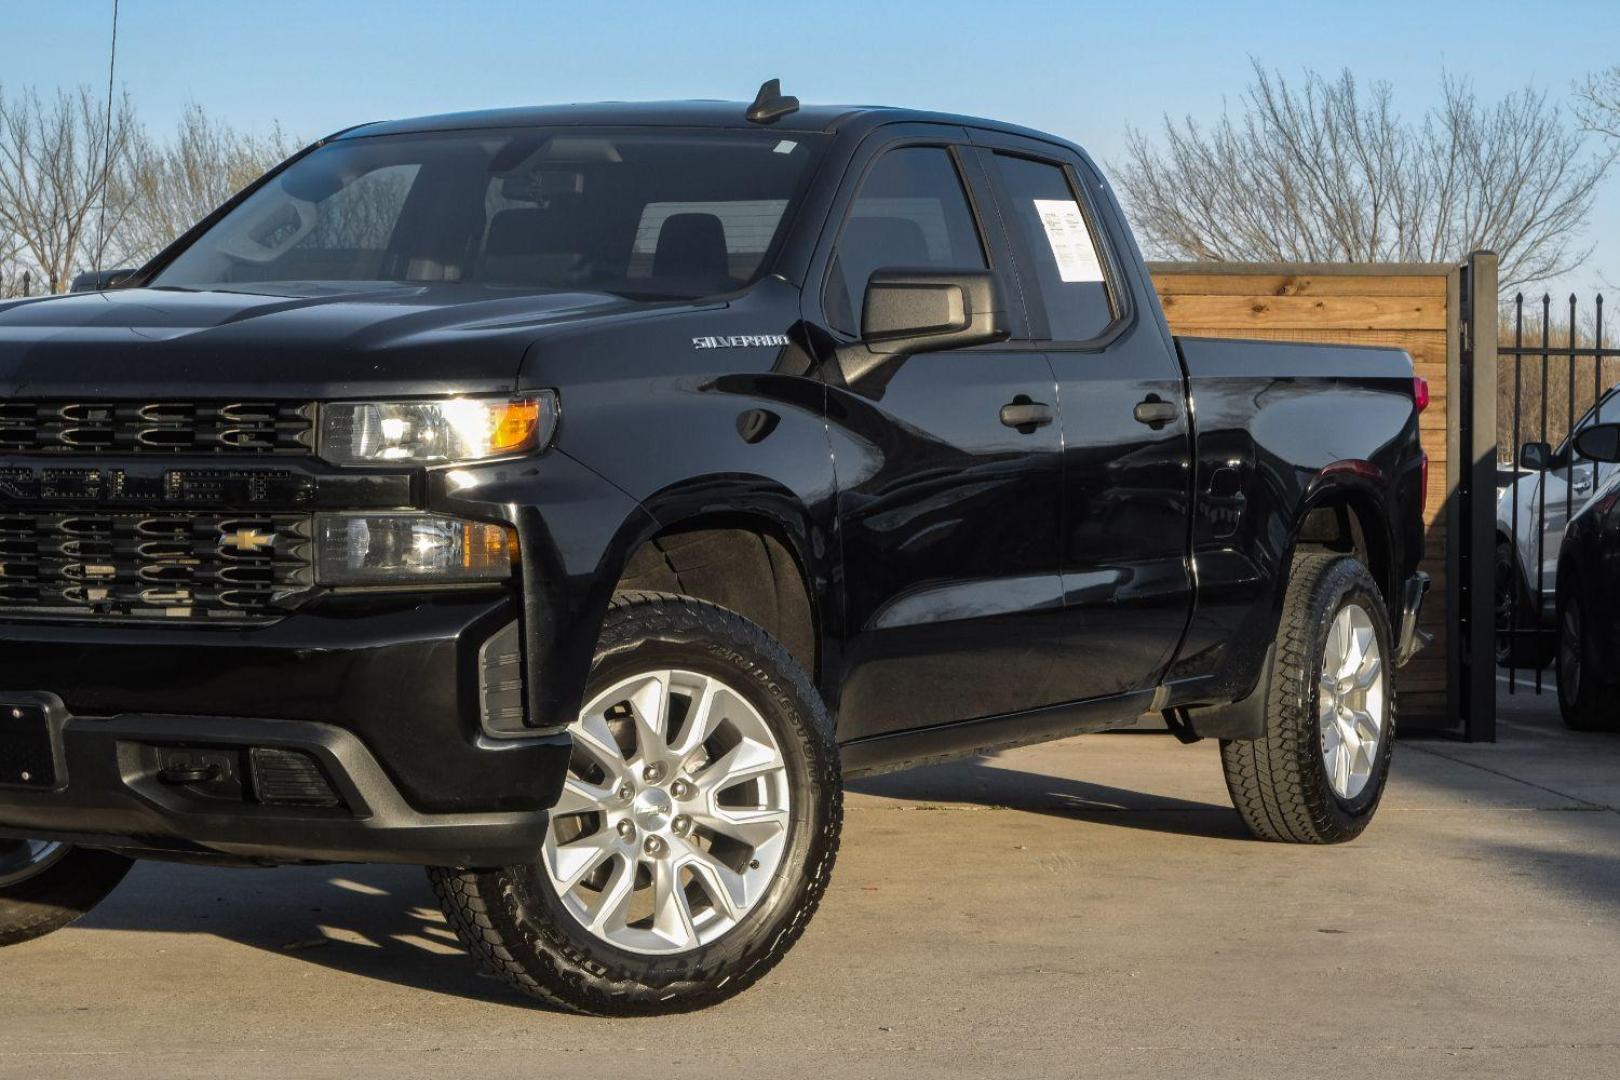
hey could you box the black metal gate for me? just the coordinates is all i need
[1495,273,1620,704]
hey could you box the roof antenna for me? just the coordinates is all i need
[92,0,120,285]
[746,79,799,124]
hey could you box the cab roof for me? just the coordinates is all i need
[338,99,1069,148]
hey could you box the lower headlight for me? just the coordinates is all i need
[314,513,517,585]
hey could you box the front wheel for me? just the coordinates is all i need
[1220,552,1396,844]
[431,591,842,1015]
[0,843,134,946]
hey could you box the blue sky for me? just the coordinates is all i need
[5,0,1619,297]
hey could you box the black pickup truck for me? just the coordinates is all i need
[0,83,1429,1014]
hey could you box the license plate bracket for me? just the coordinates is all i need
[0,702,58,789]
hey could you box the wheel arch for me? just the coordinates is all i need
[611,478,831,685]
[1289,476,1398,614]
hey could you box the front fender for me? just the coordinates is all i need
[429,448,656,732]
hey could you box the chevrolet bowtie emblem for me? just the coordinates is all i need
[220,527,273,553]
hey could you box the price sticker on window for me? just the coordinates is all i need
[1033,199,1104,283]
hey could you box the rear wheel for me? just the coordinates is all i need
[0,843,134,947]
[1556,576,1620,731]
[1220,553,1396,844]
[432,592,841,1015]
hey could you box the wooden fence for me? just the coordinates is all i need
[1149,262,1456,727]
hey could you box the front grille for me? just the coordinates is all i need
[0,512,312,622]
[0,401,314,455]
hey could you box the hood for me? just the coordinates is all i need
[0,285,672,399]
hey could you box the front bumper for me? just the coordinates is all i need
[1395,570,1432,666]
[0,596,570,866]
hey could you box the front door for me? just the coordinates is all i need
[811,138,1069,740]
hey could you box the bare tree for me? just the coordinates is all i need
[0,224,25,298]
[0,85,137,294]
[114,103,293,266]
[1576,66,1620,142]
[1117,62,1612,289]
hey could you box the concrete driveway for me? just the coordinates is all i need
[3,675,1617,1079]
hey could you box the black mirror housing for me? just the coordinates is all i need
[860,269,1007,357]
[70,268,136,293]
[1519,440,1552,471]
[1574,423,1620,464]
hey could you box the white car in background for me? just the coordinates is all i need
[1496,386,1620,665]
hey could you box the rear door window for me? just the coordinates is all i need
[991,154,1116,342]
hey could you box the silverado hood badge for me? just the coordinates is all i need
[692,334,791,349]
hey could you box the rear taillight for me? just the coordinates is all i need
[1414,377,1430,507]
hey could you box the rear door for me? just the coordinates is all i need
[809,129,1071,740]
[970,131,1195,703]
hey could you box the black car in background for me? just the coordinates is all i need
[1555,422,1620,730]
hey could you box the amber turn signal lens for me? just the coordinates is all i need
[462,521,519,570]
[489,401,542,453]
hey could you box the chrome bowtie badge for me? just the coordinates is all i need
[220,527,274,554]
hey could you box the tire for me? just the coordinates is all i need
[431,591,842,1015]
[1220,552,1396,844]
[1496,540,1553,668]
[1556,573,1620,732]
[0,844,134,947]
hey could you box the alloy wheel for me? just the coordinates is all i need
[0,839,67,889]
[543,669,792,955]
[1317,603,1386,801]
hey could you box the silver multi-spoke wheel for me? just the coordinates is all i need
[1317,602,1385,801]
[544,669,791,955]
[0,840,67,890]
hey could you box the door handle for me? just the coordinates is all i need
[1000,397,1054,433]
[1134,396,1179,428]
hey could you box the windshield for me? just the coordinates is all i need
[151,128,826,301]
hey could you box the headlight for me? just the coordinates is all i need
[318,393,557,466]
[314,513,517,585]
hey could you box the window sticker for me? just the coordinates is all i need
[1032,198,1104,283]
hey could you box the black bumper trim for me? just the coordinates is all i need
[0,707,560,866]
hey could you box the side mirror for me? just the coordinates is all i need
[1519,440,1552,472]
[1574,423,1620,464]
[70,268,136,293]
[860,269,1007,357]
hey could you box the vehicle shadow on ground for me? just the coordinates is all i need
[848,745,1253,842]
[69,747,1249,1008]
[75,863,552,1012]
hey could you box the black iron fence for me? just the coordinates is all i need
[1498,291,1620,694]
